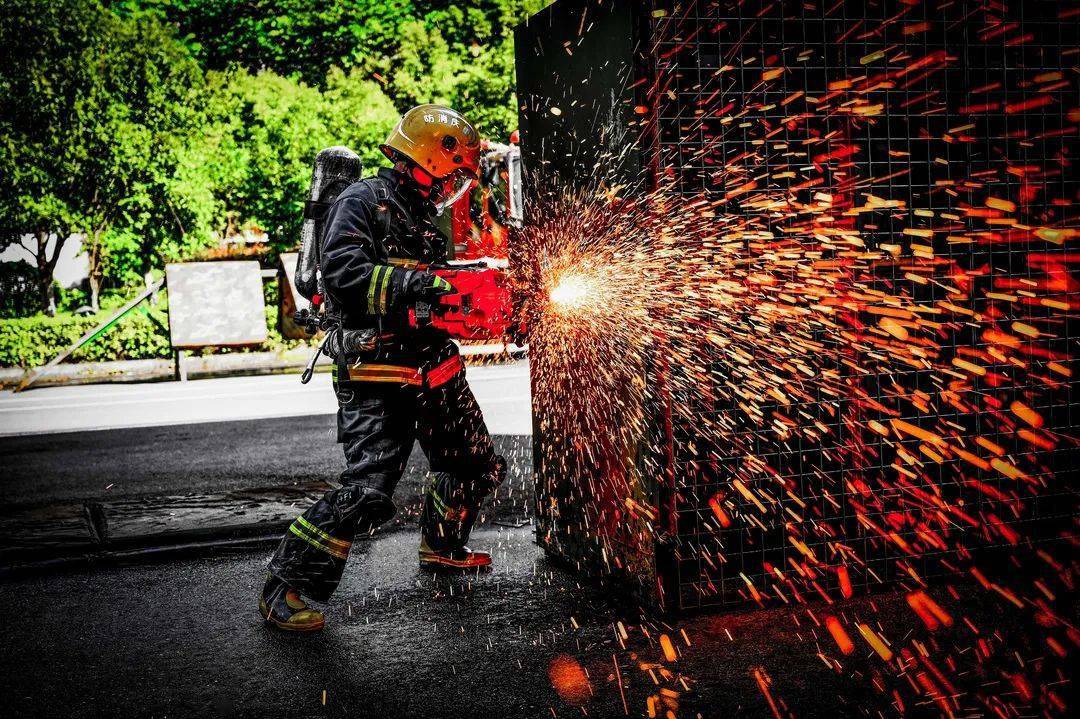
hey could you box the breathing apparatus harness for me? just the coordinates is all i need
[296,170,439,385]
[293,147,511,385]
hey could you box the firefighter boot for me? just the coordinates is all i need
[418,537,492,571]
[259,574,325,632]
[418,459,506,572]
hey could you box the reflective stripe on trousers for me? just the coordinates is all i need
[345,355,463,389]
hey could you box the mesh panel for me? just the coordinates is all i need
[517,0,1077,612]
[649,0,1077,610]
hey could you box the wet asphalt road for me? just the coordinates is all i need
[1,372,1065,717]
[0,415,532,508]
[0,521,1039,719]
[0,362,532,507]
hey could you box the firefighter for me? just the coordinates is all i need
[260,105,507,632]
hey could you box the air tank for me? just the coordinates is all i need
[295,146,363,300]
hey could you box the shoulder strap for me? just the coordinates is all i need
[303,199,331,221]
[358,177,394,239]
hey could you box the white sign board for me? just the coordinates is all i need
[166,261,267,349]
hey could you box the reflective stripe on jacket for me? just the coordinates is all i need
[320,169,446,333]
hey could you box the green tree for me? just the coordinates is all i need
[194,66,399,252]
[112,0,550,139]
[388,1,547,137]
[0,259,41,319]
[3,0,549,319]
[0,0,208,311]
[1,0,93,313]
[114,0,417,84]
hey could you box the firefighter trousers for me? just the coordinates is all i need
[267,358,506,601]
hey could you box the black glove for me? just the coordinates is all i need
[412,272,455,303]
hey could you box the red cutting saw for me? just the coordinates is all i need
[409,264,513,341]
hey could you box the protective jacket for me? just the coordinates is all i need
[319,167,468,386]
[267,167,506,602]
[322,170,442,335]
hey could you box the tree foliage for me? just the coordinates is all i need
[1,0,207,309]
[1,0,548,318]
[113,0,413,85]
[0,260,39,319]
[193,66,400,250]
[112,0,547,138]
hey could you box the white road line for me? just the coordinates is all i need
[0,380,530,413]
[0,389,321,413]
[0,367,527,399]
[0,369,530,405]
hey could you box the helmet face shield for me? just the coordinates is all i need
[432,171,476,216]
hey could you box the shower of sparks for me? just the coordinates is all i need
[548,272,597,312]
[517,1,1078,716]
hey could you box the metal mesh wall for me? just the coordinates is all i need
[516,0,1076,612]
[516,0,664,595]
[648,0,1077,610]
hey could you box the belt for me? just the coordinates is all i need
[345,355,463,389]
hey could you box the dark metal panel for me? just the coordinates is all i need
[515,0,651,198]
[516,0,670,606]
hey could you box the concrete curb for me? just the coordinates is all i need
[0,351,327,389]
[0,533,289,576]
[0,483,331,576]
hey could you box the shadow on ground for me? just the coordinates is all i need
[0,415,533,514]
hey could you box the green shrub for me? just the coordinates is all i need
[55,282,92,314]
[0,278,316,367]
[0,261,40,319]
[0,307,171,367]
